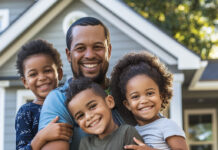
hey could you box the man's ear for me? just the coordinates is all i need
[107,44,112,59]
[65,48,71,63]
[105,95,115,109]
[57,68,63,81]
[21,77,29,89]
[123,100,131,111]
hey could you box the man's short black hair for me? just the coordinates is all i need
[16,39,63,77]
[66,17,110,50]
[65,77,107,107]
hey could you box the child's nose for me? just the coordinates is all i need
[38,73,46,81]
[86,112,94,121]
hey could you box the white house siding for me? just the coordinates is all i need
[4,87,19,150]
[0,54,17,77]
[0,0,34,25]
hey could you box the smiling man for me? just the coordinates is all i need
[39,17,123,150]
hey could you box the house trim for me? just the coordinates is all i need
[95,0,201,70]
[188,61,218,91]
[82,0,177,65]
[0,9,9,32]
[0,81,9,150]
[170,73,184,128]
[0,0,73,67]
[16,89,35,112]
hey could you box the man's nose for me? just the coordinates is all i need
[84,47,95,58]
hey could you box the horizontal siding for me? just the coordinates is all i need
[0,54,18,77]
[0,0,34,24]
[4,87,18,150]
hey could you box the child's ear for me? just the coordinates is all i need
[123,100,131,111]
[105,95,115,109]
[21,77,29,89]
[57,68,63,81]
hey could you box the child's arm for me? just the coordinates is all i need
[166,136,188,150]
[30,116,73,150]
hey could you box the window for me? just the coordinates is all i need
[0,9,9,32]
[16,89,35,112]
[184,109,217,150]
[62,11,87,34]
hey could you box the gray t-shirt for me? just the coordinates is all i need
[135,118,186,150]
[79,124,143,150]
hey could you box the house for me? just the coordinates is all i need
[0,0,217,149]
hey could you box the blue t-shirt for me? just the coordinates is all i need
[15,102,42,150]
[39,78,124,150]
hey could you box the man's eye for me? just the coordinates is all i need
[76,47,85,51]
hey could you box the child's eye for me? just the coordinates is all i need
[89,103,97,110]
[76,113,84,120]
[147,91,155,96]
[28,73,37,77]
[45,69,52,73]
[131,95,139,100]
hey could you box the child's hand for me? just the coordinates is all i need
[39,116,73,142]
[124,137,153,150]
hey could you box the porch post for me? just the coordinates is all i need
[170,74,184,128]
[0,81,9,150]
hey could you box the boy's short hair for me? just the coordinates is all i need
[65,77,107,107]
[16,39,63,77]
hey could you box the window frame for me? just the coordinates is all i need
[0,9,9,32]
[184,108,217,150]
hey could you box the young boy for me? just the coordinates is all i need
[65,77,143,150]
[15,39,73,150]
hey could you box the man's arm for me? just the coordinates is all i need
[41,140,69,150]
[39,89,74,149]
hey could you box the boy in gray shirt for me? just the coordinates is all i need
[65,78,143,150]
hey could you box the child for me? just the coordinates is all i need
[65,77,143,150]
[15,39,73,150]
[110,52,188,150]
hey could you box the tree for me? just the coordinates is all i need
[122,0,218,59]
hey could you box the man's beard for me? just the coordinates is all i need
[71,63,108,85]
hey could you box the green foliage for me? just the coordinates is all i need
[122,0,218,59]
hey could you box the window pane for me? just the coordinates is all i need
[188,114,212,141]
[191,144,212,150]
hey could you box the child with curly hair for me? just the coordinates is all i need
[110,52,188,150]
[15,39,73,150]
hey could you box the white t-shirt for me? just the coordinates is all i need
[135,118,186,150]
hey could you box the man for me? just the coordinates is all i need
[39,17,123,150]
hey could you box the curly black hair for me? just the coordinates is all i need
[16,39,63,77]
[110,51,173,125]
[65,77,107,107]
[66,17,110,50]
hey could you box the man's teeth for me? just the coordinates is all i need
[84,64,98,68]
